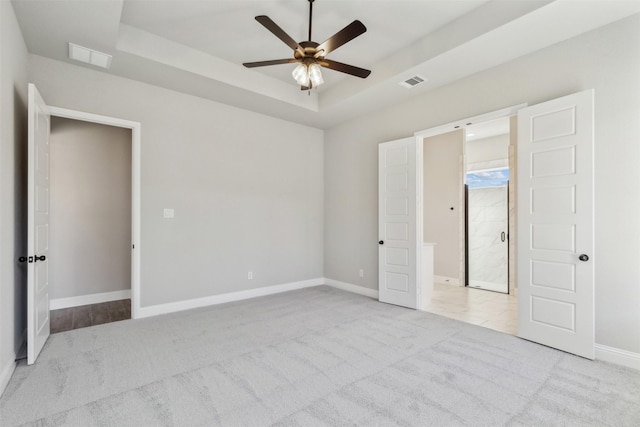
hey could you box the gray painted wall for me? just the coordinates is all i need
[324,15,640,354]
[28,55,324,308]
[49,117,132,300]
[0,0,28,392]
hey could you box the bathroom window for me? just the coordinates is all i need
[466,168,509,189]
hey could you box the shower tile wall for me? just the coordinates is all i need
[468,186,508,290]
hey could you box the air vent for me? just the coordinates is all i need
[68,43,112,69]
[399,75,426,89]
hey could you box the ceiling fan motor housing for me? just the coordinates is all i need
[295,41,322,61]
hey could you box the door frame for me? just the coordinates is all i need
[48,106,142,319]
[414,104,526,291]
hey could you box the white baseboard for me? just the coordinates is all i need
[0,329,26,398]
[434,275,461,286]
[50,289,132,310]
[595,344,640,371]
[0,358,16,398]
[323,278,379,299]
[137,278,324,319]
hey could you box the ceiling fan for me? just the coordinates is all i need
[243,0,371,91]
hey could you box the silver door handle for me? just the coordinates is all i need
[501,232,506,242]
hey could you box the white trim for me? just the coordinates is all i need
[48,107,139,129]
[137,278,324,319]
[414,104,527,139]
[433,275,461,286]
[323,278,379,299]
[47,105,142,320]
[0,360,16,398]
[0,330,26,398]
[49,290,132,310]
[416,138,424,308]
[130,124,141,320]
[595,344,640,371]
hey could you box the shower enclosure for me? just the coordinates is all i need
[465,169,509,293]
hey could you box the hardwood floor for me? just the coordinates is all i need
[423,283,517,335]
[50,299,131,333]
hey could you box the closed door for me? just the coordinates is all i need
[517,89,594,359]
[378,137,419,309]
[27,83,51,364]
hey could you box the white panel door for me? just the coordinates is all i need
[27,83,51,364]
[379,137,419,309]
[517,89,594,359]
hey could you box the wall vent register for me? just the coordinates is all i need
[68,43,112,69]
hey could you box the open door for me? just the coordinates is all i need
[517,89,594,359]
[378,137,420,309]
[27,83,51,364]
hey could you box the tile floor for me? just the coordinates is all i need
[50,299,131,333]
[423,283,517,335]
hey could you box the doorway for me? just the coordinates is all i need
[464,118,510,294]
[26,84,142,364]
[48,117,132,332]
[380,91,595,359]
[416,106,521,335]
[47,105,142,323]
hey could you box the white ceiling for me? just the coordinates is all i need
[120,0,488,88]
[466,117,510,142]
[11,0,640,129]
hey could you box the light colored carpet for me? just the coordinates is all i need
[1,286,638,426]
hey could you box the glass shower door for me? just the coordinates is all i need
[466,170,509,293]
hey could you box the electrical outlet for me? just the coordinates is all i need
[359,269,364,278]
[248,271,253,280]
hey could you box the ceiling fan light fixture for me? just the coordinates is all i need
[292,62,324,88]
[244,0,369,89]
[308,63,324,86]
[292,63,310,86]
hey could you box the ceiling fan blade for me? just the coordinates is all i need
[316,20,366,57]
[319,59,371,78]
[255,15,304,56]
[243,58,298,68]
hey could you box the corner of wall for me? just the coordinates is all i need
[0,0,29,398]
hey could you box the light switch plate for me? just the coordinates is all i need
[163,208,174,219]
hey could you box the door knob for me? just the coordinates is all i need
[19,255,46,263]
[578,254,589,262]
[378,240,384,245]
